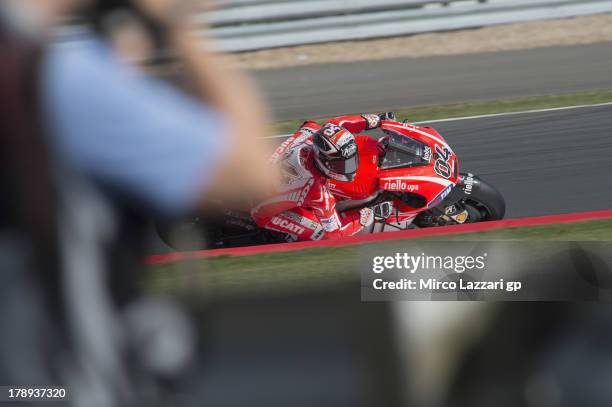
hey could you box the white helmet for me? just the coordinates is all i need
[312,123,359,182]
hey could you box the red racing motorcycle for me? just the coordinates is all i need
[156,120,505,250]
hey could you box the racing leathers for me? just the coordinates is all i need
[251,114,383,241]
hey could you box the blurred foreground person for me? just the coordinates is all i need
[49,0,275,211]
[0,0,275,406]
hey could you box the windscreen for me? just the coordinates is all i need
[380,133,430,169]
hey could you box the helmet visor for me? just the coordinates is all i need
[326,153,359,176]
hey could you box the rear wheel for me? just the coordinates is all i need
[155,217,211,251]
[155,209,285,251]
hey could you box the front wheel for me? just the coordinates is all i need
[460,173,505,222]
[414,173,505,227]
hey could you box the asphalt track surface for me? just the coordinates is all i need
[253,43,612,121]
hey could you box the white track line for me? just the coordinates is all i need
[264,101,612,139]
[412,101,612,124]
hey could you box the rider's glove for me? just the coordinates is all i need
[379,112,397,122]
[359,207,375,227]
[361,114,382,130]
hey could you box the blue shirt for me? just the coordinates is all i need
[43,34,230,215]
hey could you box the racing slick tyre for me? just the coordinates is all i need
[413,172,505,227]
[460,173,506,222]
[155,218,210,251]
[155,209,285,251]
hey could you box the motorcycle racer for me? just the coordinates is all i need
[251,113,396,241]
[155,113,506,250]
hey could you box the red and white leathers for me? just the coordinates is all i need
[251,114,382,241]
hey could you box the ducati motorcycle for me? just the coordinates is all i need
[156,120,505,250]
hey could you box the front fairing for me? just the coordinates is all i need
[377,121,459,209]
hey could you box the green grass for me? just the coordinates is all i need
[272,89,612,134]
[148,245,361,299]
[148,218,612,298]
